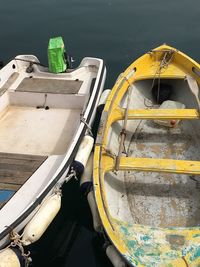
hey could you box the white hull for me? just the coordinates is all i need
[0,55,106,248]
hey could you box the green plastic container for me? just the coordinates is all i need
[48,36,67,73]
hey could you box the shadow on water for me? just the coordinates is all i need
[29,112,113,267]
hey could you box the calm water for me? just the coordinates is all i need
[1,0,200,266]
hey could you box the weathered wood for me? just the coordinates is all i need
[0,158,43,169]
[0,153,47,209]
[0,182,20,191]
[0,170,34,183]
[16,78,83,94]
[0,152,45,160]
[111,107,199,123]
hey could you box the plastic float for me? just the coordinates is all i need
[104,243,127,267]
[22,192,61,246]
[69,134,94,181]
[97,89,111,113]
[80,151,127,266]
[0,249,20,267]
[80,152,102,233]
[20,134,94,243]
[0,246,31,267]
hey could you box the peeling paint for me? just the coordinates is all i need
[114,218,200,266]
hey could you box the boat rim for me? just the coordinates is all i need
[94,44,200,265]
[0,57,106,244]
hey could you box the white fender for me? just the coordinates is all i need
[80,152,93,185]
[87,190,102,233]
[97,89,111,113]
[106,245,126,267]
[22,193,61,246]
[75,135,94,168]
[0,248,20,267]
[80,152,102,233]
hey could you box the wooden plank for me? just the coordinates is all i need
[102,155,200,175]
[0,158,44,169]
[0,153,47,209]
[120,157,200,175]
[0,182,20,191]
[16,78,83,94]
[0,153,47,189]
[111,107,199,123]
[0,171,34,184]
[0,163,41,172]
[0,152,46,161]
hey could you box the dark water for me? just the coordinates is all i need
[1,0,200,266]
[1,0,200,88]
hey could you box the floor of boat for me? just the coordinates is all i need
[126,119,200,227]
[16,77,83,94]
[106,119,200,228]
[0,153,47,209]
[0,106,81,155]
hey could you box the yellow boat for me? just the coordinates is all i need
[94,44,200,266]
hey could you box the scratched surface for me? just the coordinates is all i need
[113,218,200,266]
[103,78,200,266]
[124,119,200,228]
[105,116,200,228]
[105,79,200,228]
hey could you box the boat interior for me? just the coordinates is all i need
[0,64,97,156]
[105,77,200,229]
[0,59,98,210]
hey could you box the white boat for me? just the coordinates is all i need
[0,53,106,251]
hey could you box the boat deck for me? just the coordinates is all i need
[125,119,200,227]
[105,119,200,228]
[16,78,83,94]
[0,106,81,156]
[0,153,47,209]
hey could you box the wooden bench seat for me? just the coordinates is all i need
[16,78,83,94]
[0,153,47,209]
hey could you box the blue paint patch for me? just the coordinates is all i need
[190,246,200,261]
[120,225,129,236]
[0,190,15,202]
[140,234,151,242]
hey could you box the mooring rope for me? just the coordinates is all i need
[65,169,77,183]
[80,116,93,136]
[144,49,174,107]
[155,50,174,104]
[9,230,32,266]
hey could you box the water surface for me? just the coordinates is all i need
[1,1,200,266]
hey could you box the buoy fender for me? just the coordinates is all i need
[0,248,20,267]
[80,152,93,186]
[22,193,61,246]
[97,89,111,113]
[75,135,94,168]
[106,245,127,267]
[87,190,102,233]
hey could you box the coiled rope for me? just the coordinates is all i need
[144,49,174,107]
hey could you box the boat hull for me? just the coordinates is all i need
[0,55,106,249]
[94,45,200,266]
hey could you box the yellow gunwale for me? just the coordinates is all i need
[94,44,200,266]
